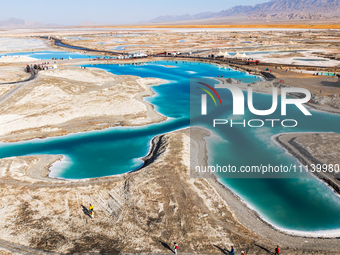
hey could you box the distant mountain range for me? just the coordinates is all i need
[77,21,104,27]
[0,18,60,28]
[150,0,340,23]
[0,18,106,28]
[2,0,340,28]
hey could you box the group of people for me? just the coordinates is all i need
[313,72,339,76]
[171,243,279,254]
[86,204,281,254]
[228,245,279,255]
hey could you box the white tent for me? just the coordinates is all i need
[133,53,147,58]
[234,52,242,58]
[224,51,230,58]
[241,52,247,59]
[216,51,224,57]
[234,52,247,59]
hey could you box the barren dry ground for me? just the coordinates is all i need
[0,129,274,254]
[0,29,340,254]
[0,66,167,142]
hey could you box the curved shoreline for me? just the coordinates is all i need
[0,68,169,143]
[2,126,340,252]
[213,175,340,238]
[2,58,340,243]
[137,134,164,170]
[6,128,340,241]
[195,129,340,245]
[211,176,340,238]
[85,59,340,116]
[273,132,340,196]
[45,130,164,180]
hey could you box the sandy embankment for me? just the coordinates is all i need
[215,77,340,114]
[0,66,168,142]
[214,77,277,94]
[190,128,340,240]
[0,66,31,84]
[308,94,340,114]
[0,37,51,54]
[0,127,266,254]
[193,129,340,243]
[0,84,17,98]
[274,132,340,195]
[0,55,38,63]
[252,50,340,67]
[1,127,340,253]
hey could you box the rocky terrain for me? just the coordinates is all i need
[0,18,58,28]
[0,128,268,254]
[0,28,340,254]
[0,67,30,84]
[2,0,340,28]
[0,128,340,253]
[150,0,340,23]
[275,133,340,195]
[247,12,327,20]
[0,66,167,142]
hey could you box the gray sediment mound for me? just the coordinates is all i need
[311,94,340,109]
[248,79,290,88]
[248,81,274,88]
[275,133,340,194]
[225,78,238,84]
[311,95,332,105]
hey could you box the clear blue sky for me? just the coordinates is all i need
[0,0,268,25]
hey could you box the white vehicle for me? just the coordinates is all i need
[133,53,147,58]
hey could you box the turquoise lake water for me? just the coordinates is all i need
[294,58,329,61]
[0,51,102,59]
[227,50,306,56]
[1,60,340,234]
[65,37,91,40]
[191,87,340,233]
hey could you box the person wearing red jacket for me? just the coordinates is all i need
[173,242,178,254]
[275,245,279,255]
